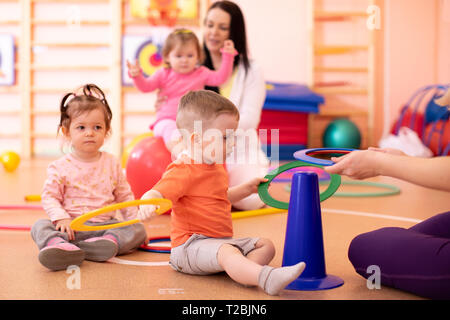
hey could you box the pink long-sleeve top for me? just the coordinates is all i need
[130,50,237,127]
[41,152,137,223]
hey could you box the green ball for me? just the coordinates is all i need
[322,118,361,149]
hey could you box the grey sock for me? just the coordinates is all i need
[258,262,306,295]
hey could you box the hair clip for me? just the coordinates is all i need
[174,29,193,34]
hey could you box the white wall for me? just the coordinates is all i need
[233,0,309,83]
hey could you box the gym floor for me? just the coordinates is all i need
[1,158,449,300]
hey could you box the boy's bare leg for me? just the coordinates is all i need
[245,238,275,265]
[217,243,306,295]
[217,244,262,286]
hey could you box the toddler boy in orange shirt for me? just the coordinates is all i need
[138,90,305,295]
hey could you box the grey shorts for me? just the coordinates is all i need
[169,234,260,275]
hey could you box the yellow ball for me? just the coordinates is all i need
[1,151,21,172]
[25,194,41,202]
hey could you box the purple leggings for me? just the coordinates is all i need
[348,211,450,299]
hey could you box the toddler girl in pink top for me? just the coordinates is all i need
[31,84,147,271]
[127,28,237,152]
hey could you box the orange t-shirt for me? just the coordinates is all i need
[152,155,233,248]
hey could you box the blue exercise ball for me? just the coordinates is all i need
[322,118,361,149]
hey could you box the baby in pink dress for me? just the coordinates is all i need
[31,84,147,271]
[127,28,237,153]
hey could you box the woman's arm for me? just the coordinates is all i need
[379,154,450,192]
[234,62,266,131]
[325,150,450,192]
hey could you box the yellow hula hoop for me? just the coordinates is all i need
[70,198,172,231]
[231,207,286,220]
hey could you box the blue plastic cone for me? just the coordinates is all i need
[282,171,344,290]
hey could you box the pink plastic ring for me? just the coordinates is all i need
[0,224,31,231]
[0,205,43,210]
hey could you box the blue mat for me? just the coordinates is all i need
[262,144,307,161]
[264,82,324,113]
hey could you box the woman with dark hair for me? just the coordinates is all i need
[203,0,250,83]
[203,0,269,211]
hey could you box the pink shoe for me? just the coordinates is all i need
[38,237,85,271]
[77,235,118,262]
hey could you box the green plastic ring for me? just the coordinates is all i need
[284,180,401,197]
[324,180,401,197]
[258,161,341,210]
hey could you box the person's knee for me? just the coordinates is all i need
[255,238,275,259]
[133,223,147,242]
[348,229,380,263]
[30,218,53,234]
[109,223,147,255]
[348,227,406,270]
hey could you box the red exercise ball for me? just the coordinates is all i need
[126,136,172,199]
